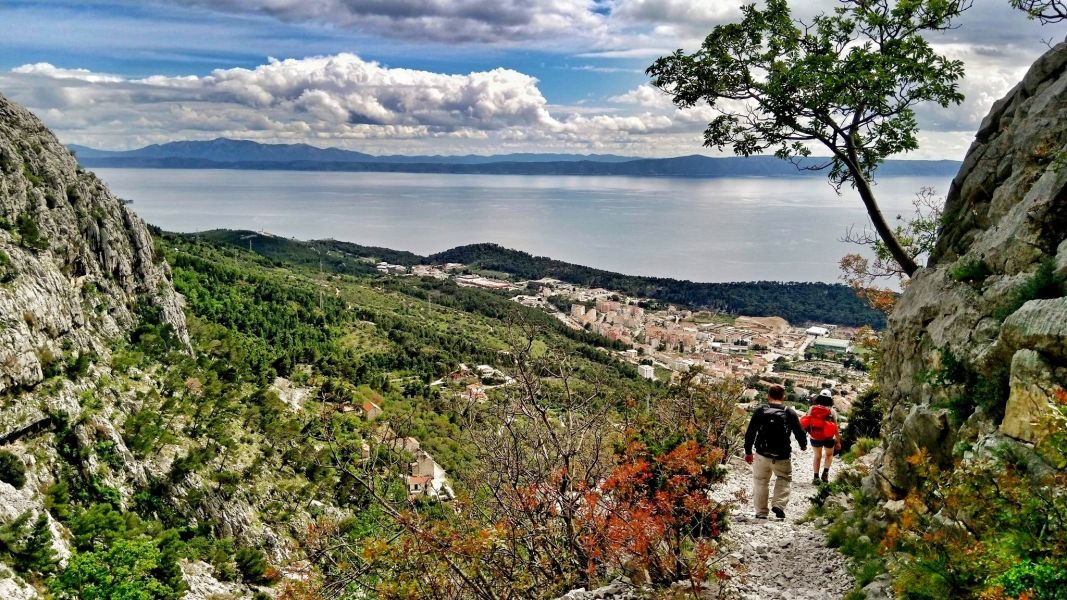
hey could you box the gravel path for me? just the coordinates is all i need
[712,450,854,600]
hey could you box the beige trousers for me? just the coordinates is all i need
[752,453,792,516]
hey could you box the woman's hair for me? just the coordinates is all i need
[815,394,834,407]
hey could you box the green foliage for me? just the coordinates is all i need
[992,560,1067,599]
[646,0,967,184]
[949,257,992,284]
[841,388,883,451]
[66,351,97,380]
[16,213,49,251]
[50,538,184,600]
[0,512,58,576]
[130,300,181,358]
[0,450,27,489]
[842,438,880,464]
[44,482,73,521]
[886,448,1067,599]
[0,249,16,283]
[1010,0,1067,23]
[921,348,1010,425]
[22,163,44,187]
[993,258,1066,321]
[814,473,887,597]
[196,229,422,275]
[235,546,274,585]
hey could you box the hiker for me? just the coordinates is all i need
[744,384,807,520]
[801,389,842,484]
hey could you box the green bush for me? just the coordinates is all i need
[0,249,16,283]
[948,257,991,284]
[50,538,183,600]
[235,546,273,585]
[842,438,880,464]
[994,258,1065,321]
[16,214,49,251]
[841,388,883,451]
[0,511,57,576]
[0,451,27,489]
[993,560,1067,599]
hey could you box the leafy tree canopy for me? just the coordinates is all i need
[648,0,972,275]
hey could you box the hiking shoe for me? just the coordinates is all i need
[821,471,830,483]
[812,476,821,485]
[754,514,768,520]
[771,507,785,520]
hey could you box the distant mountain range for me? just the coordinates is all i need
[70,138,961,178]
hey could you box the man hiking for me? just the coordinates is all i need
[744,384,807,520]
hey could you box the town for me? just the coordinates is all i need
[377,260,874,417]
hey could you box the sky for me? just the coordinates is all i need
[0,0,1059,157]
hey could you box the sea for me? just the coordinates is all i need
[95,168,950,283]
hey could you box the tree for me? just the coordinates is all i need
[0,450,27,489]
[839,186,943,312]
[1011,0,1067,22]
[50,538,182,600]
[647,0,971,277]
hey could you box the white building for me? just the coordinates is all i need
[813,337,852,353]
[806,326,830,337]
[408,450,454,501]
[638,364,655,380]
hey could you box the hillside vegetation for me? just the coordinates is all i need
[198,231,886,328]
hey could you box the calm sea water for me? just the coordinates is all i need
[96,168,949,283]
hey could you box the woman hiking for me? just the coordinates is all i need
[801,389,841,484]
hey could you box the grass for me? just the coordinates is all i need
[841,437,879,464]
[993,258,1065,321]
[808,468,888,599]
[948,257,991,284]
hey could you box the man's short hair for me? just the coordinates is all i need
[768,385,785,400]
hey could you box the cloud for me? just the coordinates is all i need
[162,0,608,45]
[2,53,706,154]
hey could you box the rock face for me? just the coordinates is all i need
[0,93,190,598]
[872,39,1067,495]
[0,92,187,393]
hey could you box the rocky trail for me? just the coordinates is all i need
[712,450,854,600]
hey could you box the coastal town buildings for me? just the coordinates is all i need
[373,258,873,411]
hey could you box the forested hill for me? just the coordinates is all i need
[192,232,885,327]
[431,244,886,327]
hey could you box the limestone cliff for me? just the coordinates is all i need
[0,92,188,394]
[0,93,189,596]
[872,39,1067,495]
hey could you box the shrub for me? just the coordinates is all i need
[235,546,274,585]
[948,257,991,284]
[0,249,16,283]
[992,560,1067,599]
[993,258,1065,321]
[842,438,880,464]
[0,511,57,576]
[50,538,182,600]
[0,451,27,489]
[885,449,1067,599]
[16,214,48,251]
[66,351,96,380]
[841,388,883,451]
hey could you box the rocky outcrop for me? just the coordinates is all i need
[872,39,1067,495]
[0,92,187,393]
[0,93,192,598]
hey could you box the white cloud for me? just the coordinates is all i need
[12,63,125,84]
[2,53,705,154]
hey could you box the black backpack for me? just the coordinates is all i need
[756,406,791,458]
